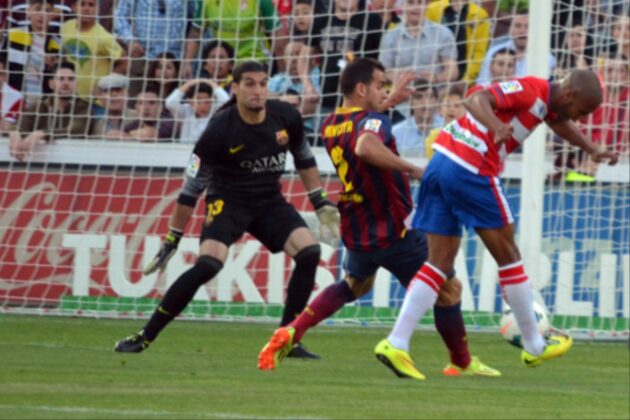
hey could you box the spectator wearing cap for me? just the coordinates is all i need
[426,0,490,85]
[392,79,443,156]
[92,73,137,139]
[0,53,24,133]
[9,62,93,161]
[165,78,229,144]
[60,0,125,102]
[379,0,459,87]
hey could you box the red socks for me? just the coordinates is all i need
[290,281,356,343]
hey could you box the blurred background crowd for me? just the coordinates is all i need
[0,0,628,178]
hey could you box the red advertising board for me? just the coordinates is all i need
[0,169,341,306]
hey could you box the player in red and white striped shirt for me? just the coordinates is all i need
[379,70,618,369]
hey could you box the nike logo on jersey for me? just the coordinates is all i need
[229,145,245,154]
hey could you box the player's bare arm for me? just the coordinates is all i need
[465,90,514,143]
[168,203,196,232]
[378,69,416,113]
[546,118,619,165]
[355,132,424,180]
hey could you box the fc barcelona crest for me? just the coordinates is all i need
[276,129,289,145]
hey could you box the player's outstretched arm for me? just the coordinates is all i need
[546,119,619,165]
[378,69,415,113]
[355,132,424,180]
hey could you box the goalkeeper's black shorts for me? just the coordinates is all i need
[199,194,308,253]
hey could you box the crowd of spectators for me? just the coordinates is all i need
[0,0,628,168]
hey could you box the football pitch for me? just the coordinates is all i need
[1,315,628,419]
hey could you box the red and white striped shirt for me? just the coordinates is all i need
[434,77,556,177]
[1,82,23,124]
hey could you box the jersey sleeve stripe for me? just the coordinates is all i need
[510,117,531,143]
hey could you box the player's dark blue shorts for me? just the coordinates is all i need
[413,152,515,237]
[343,229,428,288]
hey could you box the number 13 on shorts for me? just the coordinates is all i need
[206,199,224,224]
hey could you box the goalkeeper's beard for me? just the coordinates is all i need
[244,103,264,113]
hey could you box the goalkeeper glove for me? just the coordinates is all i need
[308,188,340,245]
[143,227,183,275]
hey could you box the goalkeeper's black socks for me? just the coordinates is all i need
[143,255,223,341]
[280,244,321,326]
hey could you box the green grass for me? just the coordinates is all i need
[0,315,628,419]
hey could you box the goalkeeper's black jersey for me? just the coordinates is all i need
[180,99,316,203]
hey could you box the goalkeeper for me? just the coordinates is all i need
[115,61,340,359]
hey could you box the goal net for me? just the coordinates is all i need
[0,0,628,340]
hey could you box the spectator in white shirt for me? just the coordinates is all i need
[476,13,556,85]
[165,78,229,144]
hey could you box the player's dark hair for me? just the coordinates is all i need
[295,0,314,6]
[339,57,385,97]
[214,61,267,113]
[202,40,235,61]
[185,82,214,99]
[0,51,7,68]
[232,60,268,83]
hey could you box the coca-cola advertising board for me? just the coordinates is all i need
[0,169,342,310]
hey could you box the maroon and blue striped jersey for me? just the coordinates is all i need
[321,107,413,252]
